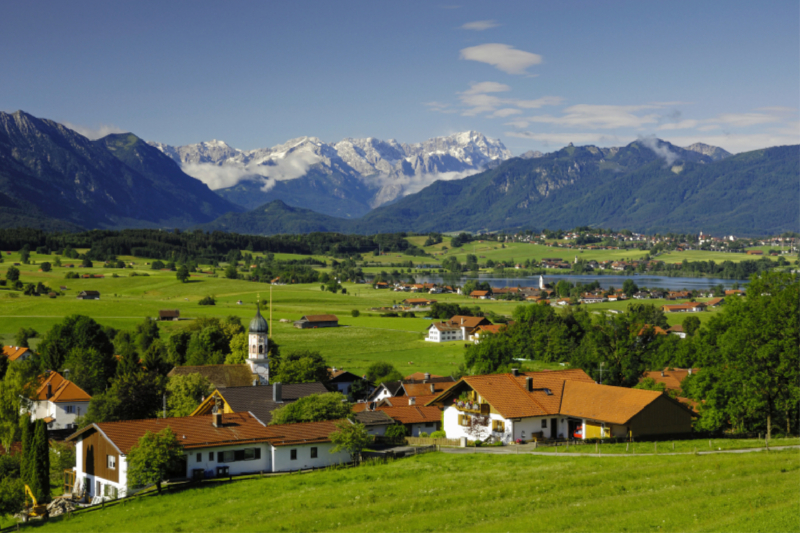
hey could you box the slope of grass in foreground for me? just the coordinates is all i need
[29,450,799,533]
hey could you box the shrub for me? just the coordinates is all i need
[198,295,216,306]
[418,432,429,438]
[384,424,407,444]
[351,309,360,317]
[430,431,446,439]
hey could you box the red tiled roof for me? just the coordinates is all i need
[403,381,456,398]
[32,371,91,403]
[447,316,491,329]
[559,381,662,425]
[373,406,441,425]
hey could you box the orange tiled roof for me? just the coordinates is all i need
[403,381,456,398]
[642,368,699,392]
[300,314,339,322]
[559,381,662,425]
[2,346,30,362]
[475,325,506,335]
[405,372,443,380]
[374,405,441,425]
[32,371,91,403]
[448,316,491,329]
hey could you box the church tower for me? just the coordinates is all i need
[247,305,270,384]
[539,275,545,290]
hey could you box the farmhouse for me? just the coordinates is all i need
[294,315,339,329]
[641,368,698,394]
[661,303,707,313]
[2,345,32,363]
[357,403,443,437]
[472,324,507,344]
[705,297,725,307]
[427,369,694,444]
[469,290,492,299]
[67,413,353,500]
[158,310,180,321]
[191,382,329,425]
[23,371,91,430]
[76,291,100,300]
[366,374,456,403]
[402,298,437,307]
[425,315,493,343]
[328,368,372,396]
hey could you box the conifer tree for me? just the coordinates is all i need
[19,415,34,488]
[30,420,50,503]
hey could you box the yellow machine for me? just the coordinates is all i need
[23,484,48,519]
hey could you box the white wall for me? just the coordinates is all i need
[271,442,350,472]
[52,401,90,429]
[441,407,512,442]
[187,443,271,477]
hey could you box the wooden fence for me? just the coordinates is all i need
[405,437,460,447]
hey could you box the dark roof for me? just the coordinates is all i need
[249,306,269,334]
[353,410,395,427]
[159,310,180,318]
[299,315,339,322]
[220,382,329,424]
[328,369,364,383]
[167,365,256,388]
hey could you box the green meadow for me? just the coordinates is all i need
[20,449,800,533]
[0,247,743,376]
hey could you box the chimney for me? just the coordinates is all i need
[212,412,222,428]
[46,383,52,399]
[252,379,258,386]
[332,367,337,373]
[430,383,435,394]
[525,377,533,392]
[688,368,692,376]
[511,368,519,377]
[63,369,70,380]
[424,372,431,380]
[273,382,282,403]
[408,397,416,406]
[661,371,665,377]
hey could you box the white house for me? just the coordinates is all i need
[427,369,694,444]
[23,371,91,430]
[2,345,32,363]
[425,316,492,343]
[66,413,353,500]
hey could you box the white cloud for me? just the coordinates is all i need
[63,121,126,140]
[460,20,500,31]
[697,125,720,131]
[526,104,661,129]
[711,113,782,127]
[661,132,800,154]
[181,151,320,191]
[515,96,564,109]
[504,119,530,128]
[657,119,699,131]
[462,81,511,94]
[755,106,797,114]
[505,131,633,147]
[459,43,542,75]
[424,101,457,114]
[491,108,523,118]
[638,135,679,165]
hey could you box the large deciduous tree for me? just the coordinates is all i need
[269,393,351,425]
[126,428,184,495]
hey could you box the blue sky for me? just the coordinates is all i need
[2,0,798,154]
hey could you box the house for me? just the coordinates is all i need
[167,365,261,389]
[641,368,698,395]
[705,297,724,307]
[191,382,329,425]
[158,310,180,321]
[23,371,91,430]
[472,324,507,344]
[405,372,443,381]
[352,410,396,436]
[667,324,686,338]
[293,315,339,329]
[746,250,763,255]
[362,403,443,437]
[469,290,492,300]
[66,413,353,500]
[632,292,651,300]
[725,289,745,296]
[402,298,436,307]
[661,303,706,313]
[76,291,100,300]
[328,368,372,396]
[427,369,694,444]
[366,375,456,403]
[2,345,32,363]
[374,282,390,289]
[425,315,493,343]
[580,294,607,304]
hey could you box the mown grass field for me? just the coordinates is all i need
[0,247,741,376]
[22,448,800,533]
[530,437,800,454]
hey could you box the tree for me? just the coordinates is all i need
[14,327,38,348]
[166,374,214,417]
[688,272,799,439]
[19,415,34,487]
[115,331,141,377]
[0,478,25,517]
[126,428,184,495]
[329,420,371,464]
[364,361,402,385]
[272,350,329,384]
[64,347,115,396]
[82,372,165,425]
[174,265,189,283]
[49,440,75,486]
[0,361,39,453]
[135,317,160,354]
[142,340,171,376]
[81,257,93,268]
[224,264,238,279]
[269,393,351,425]
[40,262,51,273]
[622,279,639,297]
[225,332,248,364]
[464,333,515,374]
[30,420,50,503]
[384,423,408,444]
[0,263,10,278]
[681,316,701,337]
[37,315,114,374]
[347,378,371,402]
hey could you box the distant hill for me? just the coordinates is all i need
[202,199,353,235]
[0,111,241,230]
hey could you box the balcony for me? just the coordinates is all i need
[454,401,490,415]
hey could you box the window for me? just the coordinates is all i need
[259,344,263,354]
[196,453,202,463]
[107,455,116,470]
[66,405,74,414]
[310,447,318,459]
[492,420,505,432]
[77,407,81,416]
[425,422,434,427]
[290,449,297,460]
[541,419,547,428]
[209,452,214,461]
[222,450,235,463]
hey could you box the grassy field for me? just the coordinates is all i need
[0,247,740,376]
[530,437,800,454]
[20,448,800,532]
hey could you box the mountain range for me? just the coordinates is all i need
[148,132,511,218]
[0,110,794,237]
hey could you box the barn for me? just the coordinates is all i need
[293,315,339,329]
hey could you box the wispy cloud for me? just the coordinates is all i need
[462,81,510,95]
[459,43,542,75]
[63,121,126,140]
[454,81,561,117]
[711,113,782,127]
[181,151,320,191]
[505,131,632,147]
[460,20,500,31]
[524,104,661,129]
[638,135,679,165]
[424,101,457,114]
[490,108,523,118]
[657,119,699,131]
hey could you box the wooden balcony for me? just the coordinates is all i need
[454,402,490,415]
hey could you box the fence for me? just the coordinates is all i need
[405,437,460,447]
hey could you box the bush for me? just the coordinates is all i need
[418,432,429,438]
[430,430,446,439]
[384,424,408,444]
[198,295,216,306]
[351,309,360,317]
[65,272,79,279]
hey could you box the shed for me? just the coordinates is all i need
[293,315,339,329]
[159,309,181,321]
[76,291,100,300]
